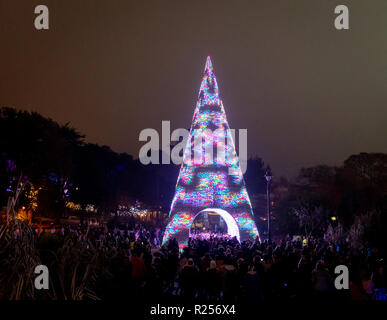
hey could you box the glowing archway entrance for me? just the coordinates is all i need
[189,208,240,241]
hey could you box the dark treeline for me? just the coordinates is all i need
[0,107,267,218]
[0,107,176,216]
[272,154,387,254]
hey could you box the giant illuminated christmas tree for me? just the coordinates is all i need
[162,57,260,250]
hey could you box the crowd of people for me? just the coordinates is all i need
[32,222,387,301]
[189,231,233,240]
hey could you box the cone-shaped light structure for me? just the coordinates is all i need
[162,57,260,251]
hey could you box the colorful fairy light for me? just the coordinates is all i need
[163,56,260,247]
[162,212,194,244]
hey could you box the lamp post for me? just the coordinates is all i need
[264,168,272,243]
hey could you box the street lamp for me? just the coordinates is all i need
[264,168,272,243]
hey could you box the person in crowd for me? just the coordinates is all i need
[179,258,199,299]
[311,259,333,299]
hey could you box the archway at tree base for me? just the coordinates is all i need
[189,208,240,241]
[162,208,244,252]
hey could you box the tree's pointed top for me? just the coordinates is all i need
[204,56,214,76]
[198,56,220,105]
